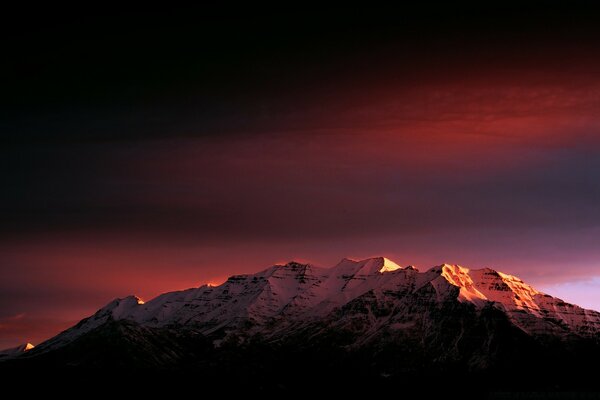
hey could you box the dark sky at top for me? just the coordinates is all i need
[2,5,600,348]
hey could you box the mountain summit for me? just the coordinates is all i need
[5,257,600,393]
[0,342,34,359]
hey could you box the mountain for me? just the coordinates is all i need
[0,342,34,359]
[4,257,600,395]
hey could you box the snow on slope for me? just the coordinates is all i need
[441,264,600,335]
[37,257,600,351]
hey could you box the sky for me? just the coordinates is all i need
[2,6,600,348]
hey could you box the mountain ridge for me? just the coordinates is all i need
[27,256,600,354]
[4,256,600,395]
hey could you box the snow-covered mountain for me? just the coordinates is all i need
[5,257,600,394]
[34,257,600,354]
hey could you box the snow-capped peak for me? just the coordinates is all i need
[438,264,542,310]
[378,257,403,272]
[104,295,145,318]
[0,342,35,358]
[334,256,402,274]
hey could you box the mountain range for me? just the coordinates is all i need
[4,257,600,395]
